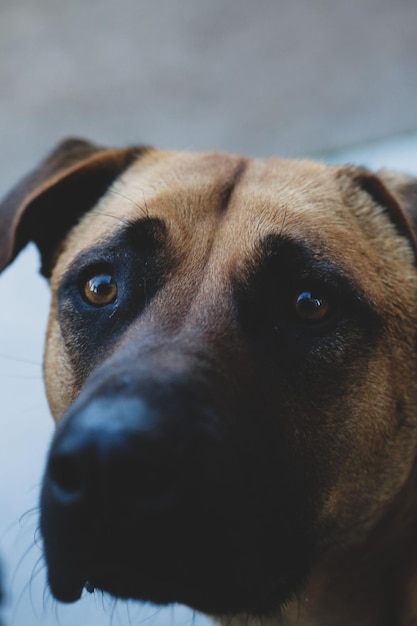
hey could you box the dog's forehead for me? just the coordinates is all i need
[115,150,343,225]
[58,151,345,251]
[53,150,413,292]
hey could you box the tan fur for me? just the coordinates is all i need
[2,141,417,625]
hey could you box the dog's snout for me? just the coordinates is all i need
[48,451,83,500]
[45,396,181,512]
[41,393,192,604]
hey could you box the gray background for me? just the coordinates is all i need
[1,1,417,625]
[1,0,417,179]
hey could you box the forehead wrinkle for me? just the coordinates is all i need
[206,163,377,303]
[111,150,248,218]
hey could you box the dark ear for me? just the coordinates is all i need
[376,170,417,236]
[0,138,148,277]
[343,166,417,259]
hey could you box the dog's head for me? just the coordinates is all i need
[2,139,417,617]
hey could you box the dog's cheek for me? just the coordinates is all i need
[319,344,417,540]
[44,318,77,421]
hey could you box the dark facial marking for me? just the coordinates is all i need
[234,234,381,391]
[58,217,168,385]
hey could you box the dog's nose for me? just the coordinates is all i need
[45,395,183,512]
[41,391,200,603]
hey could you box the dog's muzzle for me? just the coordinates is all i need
[40,343,317,615]
[41,366,231,605]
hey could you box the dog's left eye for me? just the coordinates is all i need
[293,291,330,322]
[82,273,118,307]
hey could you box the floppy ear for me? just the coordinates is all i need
[342,166,417,259]
[0,138,147,277]
[376,170,417,237]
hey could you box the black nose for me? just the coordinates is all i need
[40,391,199,603]
[45,395,183,513]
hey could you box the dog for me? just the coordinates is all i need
[1,138,417,626]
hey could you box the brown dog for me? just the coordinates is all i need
[1,138,417,626]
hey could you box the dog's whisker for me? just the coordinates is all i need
[51,592,64,626]
[189,608,197,626]
[106,599,118,624]
[97,210,132,227]
[42,582,54,616]
[29,555,47,606]
[0,352,41,366]
[18,506,39,527]
[108,595,117,626]
[26,481,43,496]
[95,588,113,614]
[124,599,134,626]
[33,525,44,549]
[108,188,150,221]
[10,549,45,623]
[0,514,30,542]
[10,538,39,586]
[136,603,163,625]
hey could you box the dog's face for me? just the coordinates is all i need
[2,140,417,619]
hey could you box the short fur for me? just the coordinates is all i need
[2,138,417,625]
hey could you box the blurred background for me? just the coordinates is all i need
[0,1,416,625]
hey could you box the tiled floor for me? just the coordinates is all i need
[0,132,416,626]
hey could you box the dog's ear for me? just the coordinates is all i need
[376,170,417,235]
[342,166,417,259]
[0,138,147,277]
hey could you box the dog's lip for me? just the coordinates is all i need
[48,578,84,604]
[46,564,85,603]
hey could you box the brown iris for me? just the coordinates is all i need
[294,291,329,322]
[83,273,118,306]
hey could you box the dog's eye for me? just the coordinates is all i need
[293,291,330,322]
[82,273,118,307]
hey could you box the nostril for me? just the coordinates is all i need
[49,454,83,496]
[45,396,188,512]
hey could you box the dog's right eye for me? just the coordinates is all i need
[293,290,330,323]
[82,273,118,307]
